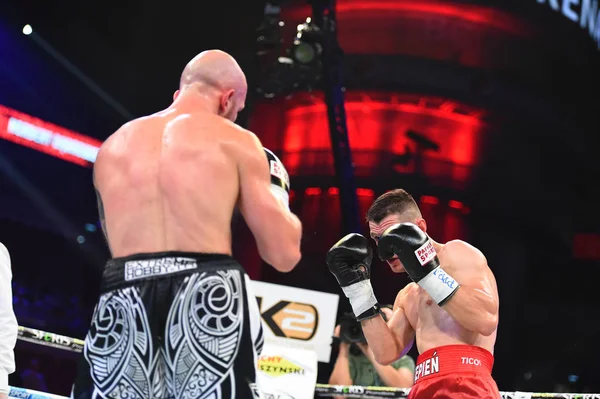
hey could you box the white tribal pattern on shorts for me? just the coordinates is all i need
[81,269,261,399]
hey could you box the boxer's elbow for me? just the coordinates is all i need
[374,350,399,366]
[476,311,498,336]
[373,342,404,366]
[261,245,301,273]
[275,248,301,273]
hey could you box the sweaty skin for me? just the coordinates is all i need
[93,50,302,272]
[363,214,499,365]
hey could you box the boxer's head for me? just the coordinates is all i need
[366,189,426,273]
[176,50,247,122]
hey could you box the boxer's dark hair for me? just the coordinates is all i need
[366,189,420,223]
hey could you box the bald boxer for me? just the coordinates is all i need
[0,243,17,399]
[72,50,302,399]
[327,189,500,399]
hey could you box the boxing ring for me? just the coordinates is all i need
[10,326,599,399]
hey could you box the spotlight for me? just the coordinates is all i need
[22,24,33,35]
[254,14,323,98]
[291,18,322,65]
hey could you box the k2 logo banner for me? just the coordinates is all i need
[257,297,318,340]
[250,280,339,363]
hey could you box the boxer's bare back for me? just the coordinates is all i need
[93,50,301,272]
[365,216,499,364]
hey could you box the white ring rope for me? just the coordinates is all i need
[13,326,600,399]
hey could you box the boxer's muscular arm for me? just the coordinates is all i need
[360,308,414,387]
[360,286,415,366]
[441,241,499,336]
[237,132,302,272]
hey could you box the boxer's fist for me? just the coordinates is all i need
[327,233,373,287]
[378,223,459,306]
[264,148,290,209]
[327,234,380,320]
[378,223,439,281]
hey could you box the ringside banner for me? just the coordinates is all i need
[250,280,339,363]
[255,344,318,399]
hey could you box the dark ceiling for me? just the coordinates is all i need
[3,0,269,138]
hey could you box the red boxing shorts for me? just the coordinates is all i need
[408,345,501,399]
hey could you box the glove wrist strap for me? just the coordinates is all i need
[418,266,460,306]
[341,280,378,318]
[356,303,382,321]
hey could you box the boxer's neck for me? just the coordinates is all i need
[171,90,219,115]
[430,239,444,253]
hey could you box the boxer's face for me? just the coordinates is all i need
[368,213,427,273]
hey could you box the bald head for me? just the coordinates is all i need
[177,50,247,121]
[180,50,246,95]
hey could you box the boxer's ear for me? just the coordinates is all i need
[220,89,235,112]
[173,90,180,101]
[416,218,427,233]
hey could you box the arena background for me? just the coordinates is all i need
[1,0,600,396]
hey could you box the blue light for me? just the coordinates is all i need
[568,375,579,383]
[85,223,97,232]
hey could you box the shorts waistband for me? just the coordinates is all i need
[414,345,494,384]
[101,251,236,292]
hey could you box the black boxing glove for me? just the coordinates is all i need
[378,223,460,306]
[327,233,381,321]
[264,148,291,210]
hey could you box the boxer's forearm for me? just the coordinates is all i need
[442,285,498,336]
[258,212,302,272]
[361,315,406,365]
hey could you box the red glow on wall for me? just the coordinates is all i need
[328,187,339,195]
[250,91,487,186]
[573,234,600,260]
[356,188,374,197]
[421,195,440,205]
[448,200,464,209]
[305,187,322,196]
[284,0,529,35]
[280,0,531,67]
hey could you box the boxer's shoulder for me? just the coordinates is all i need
[442,240,487,271]
[444,240,485,259]
[227,126,265,156]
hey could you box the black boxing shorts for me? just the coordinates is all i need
[71,252,264,399]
